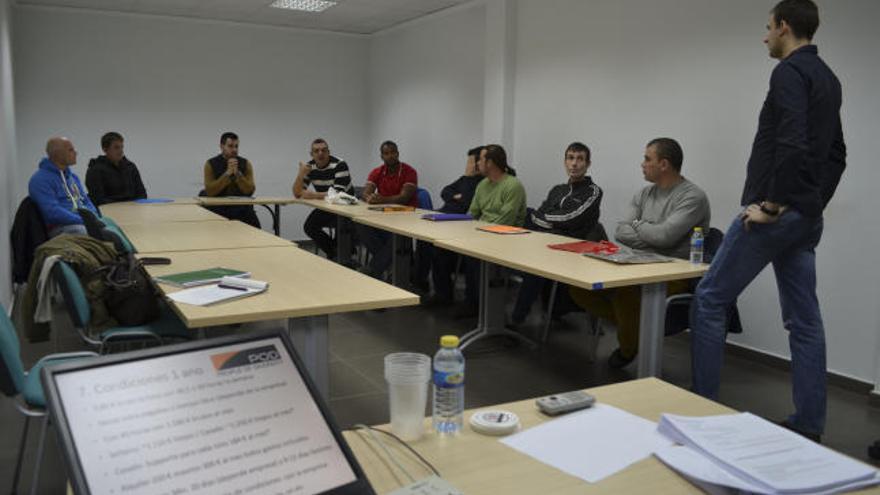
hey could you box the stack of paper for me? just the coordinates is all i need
[167,276,268,306]
[655,413,879,494]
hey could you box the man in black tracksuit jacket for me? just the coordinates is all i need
[511,142,603,325]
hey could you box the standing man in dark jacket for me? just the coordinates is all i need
[85,132,148,206]
[511,142,602,325]
[692,0,846,443]
[202,131,260,228]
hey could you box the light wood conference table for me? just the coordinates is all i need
[294,198,430,264]
[122,219,295,254]
[100,202,226,225]
[344,378,880,494]
[353,214,492,288]
[435,231,707,377]
[139,246,420,397]
[198,196,300,235]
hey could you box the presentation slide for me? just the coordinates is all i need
[55,338,357,495]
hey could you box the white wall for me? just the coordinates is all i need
[12,6,371,239]
[509,0,880,382]
[9,0,879,383]
[0,0,16,307]
[367,3,485,202]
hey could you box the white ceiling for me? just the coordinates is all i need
[14,0,473,34]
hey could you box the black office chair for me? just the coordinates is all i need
[664,227,743,337]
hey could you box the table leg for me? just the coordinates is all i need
[460,260,535,350]
[391,234,412,289]
[288,315,329,399]
[636,282,667,378]
[336,216,353,265]
[259,204,280,236]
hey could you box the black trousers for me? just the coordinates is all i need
[205,205,260,229]
[304,209,336,258]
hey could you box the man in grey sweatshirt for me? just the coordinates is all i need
[570,138,710,368]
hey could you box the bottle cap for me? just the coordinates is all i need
[440,335,460,348]
[469,410,519,436]
[694,227,703,232]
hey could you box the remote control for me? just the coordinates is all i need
[536,390,596,416]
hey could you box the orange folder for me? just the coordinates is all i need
[477,225,531,235]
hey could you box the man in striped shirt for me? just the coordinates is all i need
[292,138,354,259]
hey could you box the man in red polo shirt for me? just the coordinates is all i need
[359,141,418,279]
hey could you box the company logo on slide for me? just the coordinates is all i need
[210,345,282,371]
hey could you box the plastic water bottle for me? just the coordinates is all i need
[432,335,465,434]
[690,227,704,264]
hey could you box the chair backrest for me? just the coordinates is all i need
[705,227,724,262]
[11,196,49,284]
[0,306,26,396]
[416,188,434,210]
[77,208,106,239]
[77,209,134,254]
[53,261,91,330]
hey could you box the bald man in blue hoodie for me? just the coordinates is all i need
[28,136,98,237]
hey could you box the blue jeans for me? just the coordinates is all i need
[691,209,826,434]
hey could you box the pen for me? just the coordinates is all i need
[218,284,247,291]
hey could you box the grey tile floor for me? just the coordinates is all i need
[3,289,879,493]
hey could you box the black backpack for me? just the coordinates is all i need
[95,253,160,326]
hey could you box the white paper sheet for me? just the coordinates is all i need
[500,403,673,483]
[167,277,268,306]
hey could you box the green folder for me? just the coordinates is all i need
[154,267,250,287]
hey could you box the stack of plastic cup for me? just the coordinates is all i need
[384,352,431,441]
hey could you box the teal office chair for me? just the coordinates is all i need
[78,208,135,254]
[0,305,97,495]
[53,260,190,353]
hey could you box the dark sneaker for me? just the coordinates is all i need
[777,420,821,443]
[607,348,636,369]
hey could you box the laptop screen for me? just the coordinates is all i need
[42,331,374,495]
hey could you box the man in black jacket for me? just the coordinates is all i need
[85,132,147,206]
[511,142,602,325]
[425,146,484,302]
[691,0,846,443]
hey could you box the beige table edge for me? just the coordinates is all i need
[343,378,880,495]
[353,215,492,243]
[124,220,296,254]
[198,196,300,206]
[293,198,431,218]
[434,236,707,290]
[140,246,420,327]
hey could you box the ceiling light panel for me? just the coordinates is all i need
[269,0,337,12]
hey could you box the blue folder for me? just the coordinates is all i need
[421,213,473,221]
